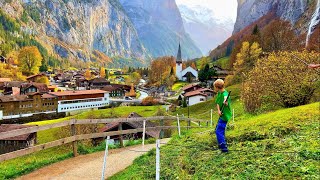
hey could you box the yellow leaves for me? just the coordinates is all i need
[100,67,106,78]
[18,46,42,75]
[84,69,91,80]
[36,76,49,85]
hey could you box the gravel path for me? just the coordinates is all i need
[17,138,170,180]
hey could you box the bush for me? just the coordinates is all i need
[141,97,158,106]
[242,51,319,113]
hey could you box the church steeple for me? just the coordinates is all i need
[176,43,182,63]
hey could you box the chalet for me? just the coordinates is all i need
[0,124,37,154]
[20,83,49,95]
[49,90,110,113]
[0,78,11,91]
[100,112,160,142]
[0,93,57,119]
[184,91,208,106]
[102,85,126,98]
[182,83,202,94]
[3,81,24,95]
[89,78,110,89]
[26,73,46,82]
[211,66,232,80]
[76,78,89,90]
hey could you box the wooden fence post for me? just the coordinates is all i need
[119,123,124,147]
[160,118,164,139]
[71,123,78,157]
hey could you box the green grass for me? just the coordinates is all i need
[110,103,320,179]
[0,106,162,179]
[172,81,189,92]
[214,56,230,69]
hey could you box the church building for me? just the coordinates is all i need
[175,43,198,81]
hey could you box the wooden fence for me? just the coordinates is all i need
[0,116,210,162]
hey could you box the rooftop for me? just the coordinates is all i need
[0,124,37,141]
[184,91,207,98]
[0,95,30,102]
[49,89,109,96]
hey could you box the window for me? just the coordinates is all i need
[200,98,205,102]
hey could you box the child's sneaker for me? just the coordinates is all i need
[219,143,229,153]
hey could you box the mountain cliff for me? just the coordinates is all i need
[119,0,202,60]
[0,0,151,67]
[233,0,308,34]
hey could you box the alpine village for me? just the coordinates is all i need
[0,0,319,179]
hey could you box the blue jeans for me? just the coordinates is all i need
[215,118,227,146]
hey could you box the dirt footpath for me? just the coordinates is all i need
[17,139,170,180]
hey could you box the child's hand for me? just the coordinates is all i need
[223,100,228,106]
[218,110,222,116]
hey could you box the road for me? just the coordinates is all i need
[17,139,170,180]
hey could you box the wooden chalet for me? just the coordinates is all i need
[26,73,46,82]
[0,124,37,154]
[20,82,49,95]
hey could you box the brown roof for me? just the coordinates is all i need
[0,78,11,82]
[0,124,37,141]
[26,73,45,80]
[41,93,57,99]
[0,95,30,102]
[90,78,110,83]
[102,85,121,92]
[49,90,108,97]
[182,83,201,91]
[197,88,214,93]
[184,91,207,98]
[21,83,49,93]
[4,81,25,88]
[100,112,160,138]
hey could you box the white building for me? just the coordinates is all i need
[175,43,198,81]
[50,90,110,113]
[184,91,207,106]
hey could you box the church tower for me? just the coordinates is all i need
[176,43,183,80]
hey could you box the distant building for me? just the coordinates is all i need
[89,78,110,89]
[20,82,49,95]
[3,81,25,95]
[26,73,46,82]
[183,86,214,106]
[49,90,109,113]
[102,85,126,98]
[0,124,37,154]
[176,43,198,81]
[0,93,57,119]
[182,83,202,94]
[211,66,232,80]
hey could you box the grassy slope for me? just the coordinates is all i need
[0,106,162,179]
[110,102,320,179]
[214,56,230,69]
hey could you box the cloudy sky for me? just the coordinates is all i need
[176,0,238,22]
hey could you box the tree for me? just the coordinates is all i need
[100,67,106,78]
[191,62,197,70]
[252,24,259,35]
[234,41,262,81]
[36,76,49,85]
[261,19,300,52]
[18,46,42,75]
[84,69,91,80]
[242,51,319,113]
[149,56,175,87]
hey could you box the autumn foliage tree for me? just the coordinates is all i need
[149,56,176,87]
[242,51,319,113]
[233,41,262,82]
[100,67,106,78]
[18,46,42,75]
[84,69,91,80]
[36,76,49,85]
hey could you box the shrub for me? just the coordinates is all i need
[141,97,158,106]
[242,51,319,113]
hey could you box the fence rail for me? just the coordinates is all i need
[0,116,210,162]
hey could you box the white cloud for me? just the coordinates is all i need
[176,0,238,22]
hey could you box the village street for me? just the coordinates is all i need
[17,139,170,180]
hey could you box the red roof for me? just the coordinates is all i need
[184,91,207,98]
[0,124,37,141]
[182,83,201,91]
[0,95,30,102]
[49,90,108,97]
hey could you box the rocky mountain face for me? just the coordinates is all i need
[1,0,150,67]
[119,0,202,60]
[177,3,235,55]
[234,0,308,34]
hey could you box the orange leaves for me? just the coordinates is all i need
[18,46,42,75]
